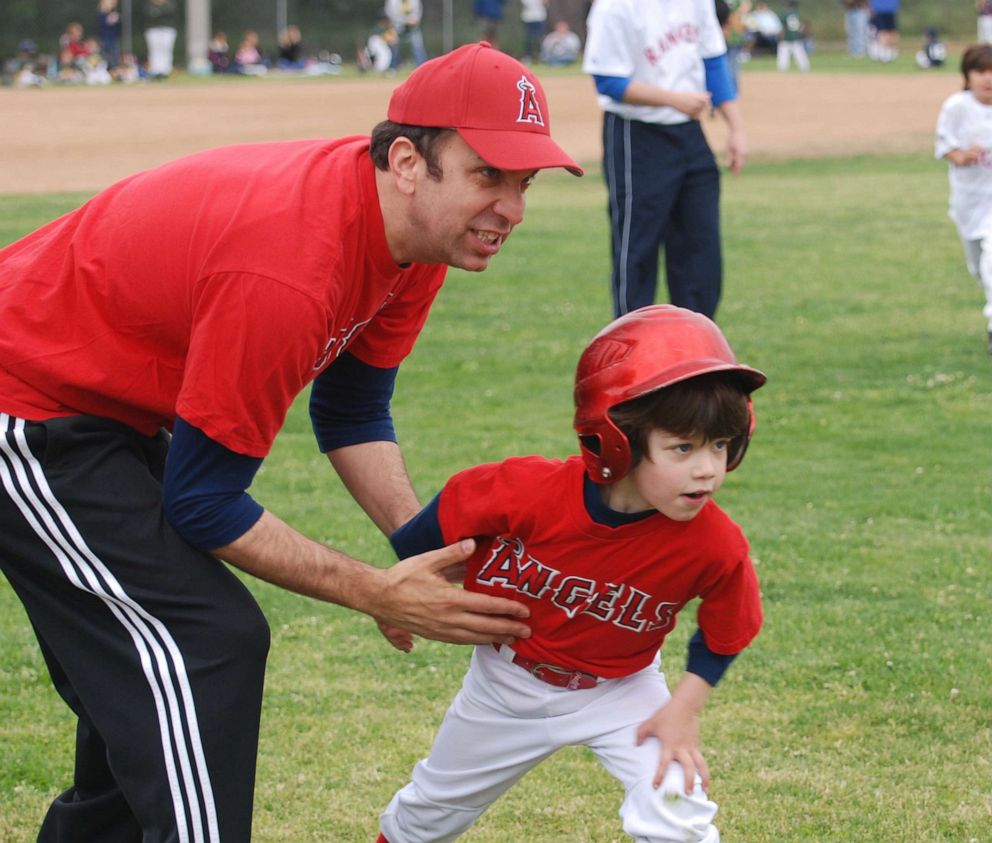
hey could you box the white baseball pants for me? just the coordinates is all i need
[380,645,719,843]
[960,235,992,330]
[776,40,810,71]
[145,26,177,76]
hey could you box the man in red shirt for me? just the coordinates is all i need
[0,42,580,842]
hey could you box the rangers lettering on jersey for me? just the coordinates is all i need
[477,537,677,632]
[644,24,700,65]
[516,76,545,126]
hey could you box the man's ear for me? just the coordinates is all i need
[387,137,421,196]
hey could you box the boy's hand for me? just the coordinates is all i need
[949,145,984,166]
[635,672,714,793]
[636,701,709,793]
[670,90,712,120]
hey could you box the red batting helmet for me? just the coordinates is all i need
[573,305,767,484]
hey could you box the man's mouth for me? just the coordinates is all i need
[472,228,503,254]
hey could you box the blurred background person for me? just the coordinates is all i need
[843,0,871,58]
[235,29,268,75]
[144,0,178,79]
[540,19,581,66]
[384,0,428,69]
[869,0,899,62]
[277,24,306,70]
[520,0,548,64]
[474,0,506,49]
[776,0,810,72]
[97,0,121,70]
[979,0,992,45]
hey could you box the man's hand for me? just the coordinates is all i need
[373,539,531,645]
[213,513,529,647]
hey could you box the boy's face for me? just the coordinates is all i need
[968,67,992,106]
[605,429,729,521]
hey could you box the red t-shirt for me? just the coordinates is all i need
[438,455,763,679]
[0,138,446,456]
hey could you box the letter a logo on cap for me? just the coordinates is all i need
[516,76,545,126]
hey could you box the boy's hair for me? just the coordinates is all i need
[369,121,452,179]
[961,44,992,88]
[714,0,730,27]
[607,372,751,469]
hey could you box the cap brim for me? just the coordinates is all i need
[457,128,584,177]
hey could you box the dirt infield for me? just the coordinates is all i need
[0,71,961,195]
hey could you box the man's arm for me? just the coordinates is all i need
[309,352,422,534]
[327,440,421,534]
[212,510,529,643]
[162,418,530,644]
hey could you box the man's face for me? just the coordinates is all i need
[408,133,538,272]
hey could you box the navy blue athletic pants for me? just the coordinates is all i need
[602,113,723,319]
[0,414,270,843]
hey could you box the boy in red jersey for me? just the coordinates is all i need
[376,305,766,843]
[0,43,580,842]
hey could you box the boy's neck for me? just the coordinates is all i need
[583,475,654,527]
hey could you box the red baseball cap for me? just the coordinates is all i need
[387,42,583,176]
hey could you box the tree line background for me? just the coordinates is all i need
[0,0,981,70]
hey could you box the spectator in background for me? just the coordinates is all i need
[208,31,235,73]
[540,19,581,66]
[58,21,90,82]
[716,1,749,90]
[359,8,399,74]
[915,27,946,69]
[277,25,306,70]
[235,30,268,75]
[777,0,810,71]
[384,0,428,69]
[98,0,121,69]
[5,39,46,88]
[144,0,178,79]
[979,1,992,45]
[869,0,899,62]
[474,0,506,49]
[520,0,548,64]
[742,1,782,58]
[843,0,871,57]
[82,36,113,84]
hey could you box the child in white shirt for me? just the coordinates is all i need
[935,43,992,352]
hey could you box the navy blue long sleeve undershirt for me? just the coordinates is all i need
[162,351,399,550]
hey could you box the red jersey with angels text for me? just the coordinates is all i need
[0,138,446,457]
[438,455,762,679]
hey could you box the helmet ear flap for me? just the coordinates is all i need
[578,416,632,484]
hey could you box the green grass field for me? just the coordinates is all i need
[1,150,990,842]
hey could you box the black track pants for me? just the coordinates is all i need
[0,414,271,843]
[603,113,723,319]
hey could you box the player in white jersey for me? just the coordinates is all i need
[583,0,746,320]
[935,43,992,352]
